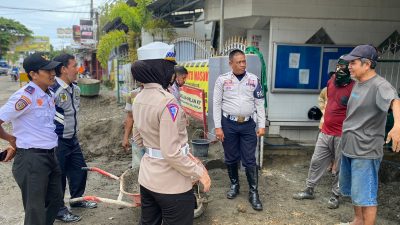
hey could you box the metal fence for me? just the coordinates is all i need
[172,36,248,62]
[172,37,212,62]
[219,36,247,56]
[377,39,400,92]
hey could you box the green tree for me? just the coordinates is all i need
[97,30,127,68]
[0,17,32,57]
[146,19,177,42]
[97,0,175,68]
[5,52,19,64]
[98,3,112,39]
[47,44,74,59]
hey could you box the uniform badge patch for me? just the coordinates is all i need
[166,103,179,122]
[24,86,35,94]
[15,96,31,111]
[246,79,256,88]
[60,93,68,102]
[36,98,43,106]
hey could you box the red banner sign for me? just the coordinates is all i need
[180,85,207,132]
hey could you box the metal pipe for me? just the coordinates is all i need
[219,0,224,54]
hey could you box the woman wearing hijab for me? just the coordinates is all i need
[130,42,211,225]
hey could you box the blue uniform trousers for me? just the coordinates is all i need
[56,136,88,215]
[221,116,257,167]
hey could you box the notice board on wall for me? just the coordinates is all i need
[272,43,353,93]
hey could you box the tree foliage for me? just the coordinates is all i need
[97,30,126,68]
[97,0,175,67]
[98,3,112,39]
[47,44,74,60]
[146,19,177,42]
[0,17,32,57]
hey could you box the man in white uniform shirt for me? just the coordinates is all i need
[0,53,63,225]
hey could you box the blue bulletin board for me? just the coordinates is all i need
[272,43,354,93]
[320,46,354,88]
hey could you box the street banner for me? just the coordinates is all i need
[56,28,72,39]
[72,25,81,42]
[80,19,94,44]
[181,61,209,112]
[15,36,50,52]
[180,85,207,132]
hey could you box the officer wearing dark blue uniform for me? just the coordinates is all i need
[51,54,97,223]
[0,53,63,225]
[213,49,266,211]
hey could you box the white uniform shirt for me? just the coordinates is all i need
[213,71,266,128]
[168,82,181,104]
[0,82,58,149]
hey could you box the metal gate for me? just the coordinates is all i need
[172,37,212,62]
[172,36,248,62]
[377,38,400,92]
[219,36,247,56]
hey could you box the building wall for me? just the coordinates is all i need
[205,0,253,22]
[246,29,269,62]
[205,0,400,22]
[267,17,400,141]
[252,0,400,21]
[204,0,400,141]
[142,13,213,46]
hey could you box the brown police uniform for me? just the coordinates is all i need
[132,83,204,225]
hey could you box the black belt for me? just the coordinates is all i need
[17,147,56,153]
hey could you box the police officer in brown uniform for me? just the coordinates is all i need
[131,42,211,225]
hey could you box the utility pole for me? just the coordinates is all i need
[90,0,94,20]
[219,0,224,54]
[95,11,100,46]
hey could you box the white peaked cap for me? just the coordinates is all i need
[137,42,176,61]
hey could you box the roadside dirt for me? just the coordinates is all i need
[0,76,399,225]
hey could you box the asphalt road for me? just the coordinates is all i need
[0,75,20,105]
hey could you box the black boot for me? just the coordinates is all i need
[245,166,263,211]
[226,163,240,199]
[293,187,315,200]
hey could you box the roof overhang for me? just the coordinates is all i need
[148,0,205,28]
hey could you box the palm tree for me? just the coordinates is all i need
[97,0,175,68]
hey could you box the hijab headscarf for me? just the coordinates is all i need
[131,59,176,89]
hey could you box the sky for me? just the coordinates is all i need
[0,0,111,50]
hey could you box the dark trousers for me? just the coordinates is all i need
[57,136,88,215]
[140,185,195,225]
[221,116,257,167]
[12,148,63,225]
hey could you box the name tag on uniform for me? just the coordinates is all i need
[223,80,234,91]
[246,79,256,88]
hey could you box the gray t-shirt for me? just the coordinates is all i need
[340,75,398,159]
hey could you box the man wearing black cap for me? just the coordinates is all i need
[338,45,400,225]
[0,53,63,225]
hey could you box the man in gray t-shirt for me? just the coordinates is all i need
[339,45,400,225]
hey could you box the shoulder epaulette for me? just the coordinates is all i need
[24,86,35,94]
[221,72,231,77]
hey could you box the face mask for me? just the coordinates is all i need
[335,66,351,87]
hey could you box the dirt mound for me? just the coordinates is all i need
[79,118,125,159]
[78,89,128,161]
